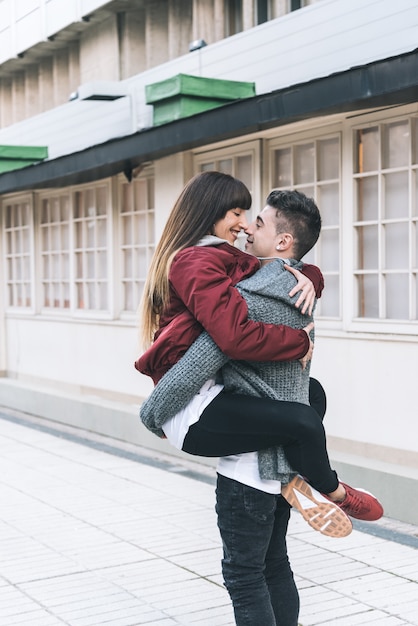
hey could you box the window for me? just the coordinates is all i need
[257,0,271,24]
[270,135,341,318]
[40,194,71,309]
[195,142,261,247]
[4,197,33,308]
[119,174,155,312]
[74,184,109,311]
[290,0,306,11]
[225,0,243,36]
[353,118,418,321]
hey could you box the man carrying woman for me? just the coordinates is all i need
[136,174,383,624]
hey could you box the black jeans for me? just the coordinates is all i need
[216,474,299,625]
[183,378,338,494]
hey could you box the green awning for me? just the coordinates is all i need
[0,145,48,173]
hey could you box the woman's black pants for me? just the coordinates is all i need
[182,378,338,494]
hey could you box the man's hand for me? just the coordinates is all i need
[299,322,314,370]
[285,264,315,315]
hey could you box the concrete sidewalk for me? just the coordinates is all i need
[0,408,417,626]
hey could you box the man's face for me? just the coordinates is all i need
[245,206,281,258]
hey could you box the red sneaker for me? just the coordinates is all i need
[334,483,384,521]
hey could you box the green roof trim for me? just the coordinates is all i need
[0,145,48,173]
[146,74,256,103]
[146,73,255,125]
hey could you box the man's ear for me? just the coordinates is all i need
[275,233,293,251]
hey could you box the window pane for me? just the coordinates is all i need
[97,251,107,279]
[413,171,418,217]
[386,273,409,319]
[77,283,85,308]
[384,172,408,219]
[357,274,379,317]
[356,127,379,173]
[416,223,418,266]
[62,255,69,279]
[123,249,132,277]
[51,225,60,250]
[135,180,147,207]
[318,138,339,181]
[118,174,155,313]
[356,176,378,221]
[51,198,60,222]
[122,216,131,245]
[62,224,69,248]
[99,282,107,309]
[219,159,233,175]
[86,220,95,248]
[75,222,83,247]
[383,121,409,169]
[320,230,339,272]
[236,155,252,190]
[385,223,409,269]
[43,283,50,307]
[356,225,378,270]
[97,219,107,247]
[76,252,83,278]
[148,212,155,241]
[413,118,418,165]
[136,214,147,245]
[86,190,95,217]
[319,274,339,317]
[86,252,94,277]
[201,162,215,171]
[41,200,49,223]
[74,191,83,218]
[257,0,269,24]
[274,148,291,187]
[317,183,339,227]
[122,184,132,213]
[96,187,107,215]
[60,196,69,221]
[298,185,314,199]
[87,282,95,309]
[294,143,314,184]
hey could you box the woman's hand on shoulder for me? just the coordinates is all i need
[284,265,315,315]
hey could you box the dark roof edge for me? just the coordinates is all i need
[1,48,418,194]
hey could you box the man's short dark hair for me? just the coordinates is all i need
[266,190,321,259]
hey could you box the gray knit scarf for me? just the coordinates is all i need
[140,247,314,482]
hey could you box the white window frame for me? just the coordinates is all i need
[36,189,73,316]
[193,140,262,220]
[117,168,155,319]
[72,179,113,319]
[267,127,342,326]
[345,103,418,336]
[2,193,35,314]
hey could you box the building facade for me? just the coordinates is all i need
[1,0,418,523]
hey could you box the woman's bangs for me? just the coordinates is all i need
[229,180,252,211]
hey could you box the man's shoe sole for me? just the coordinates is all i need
[282,476,352,538]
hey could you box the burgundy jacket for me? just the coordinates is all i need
[135,242,324,384]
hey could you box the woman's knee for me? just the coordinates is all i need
[290,404,324,438]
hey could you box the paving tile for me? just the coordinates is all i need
[0,412,417,626]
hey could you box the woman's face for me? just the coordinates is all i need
[213,208,249,244]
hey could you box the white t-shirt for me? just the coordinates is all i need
[162,382,282,495]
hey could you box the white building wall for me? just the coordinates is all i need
[0,0,111,62]
[4,315,153,398]
[312,336,417,455]
[1,0,417,158]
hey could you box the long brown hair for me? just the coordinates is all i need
[140,171,252,347]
